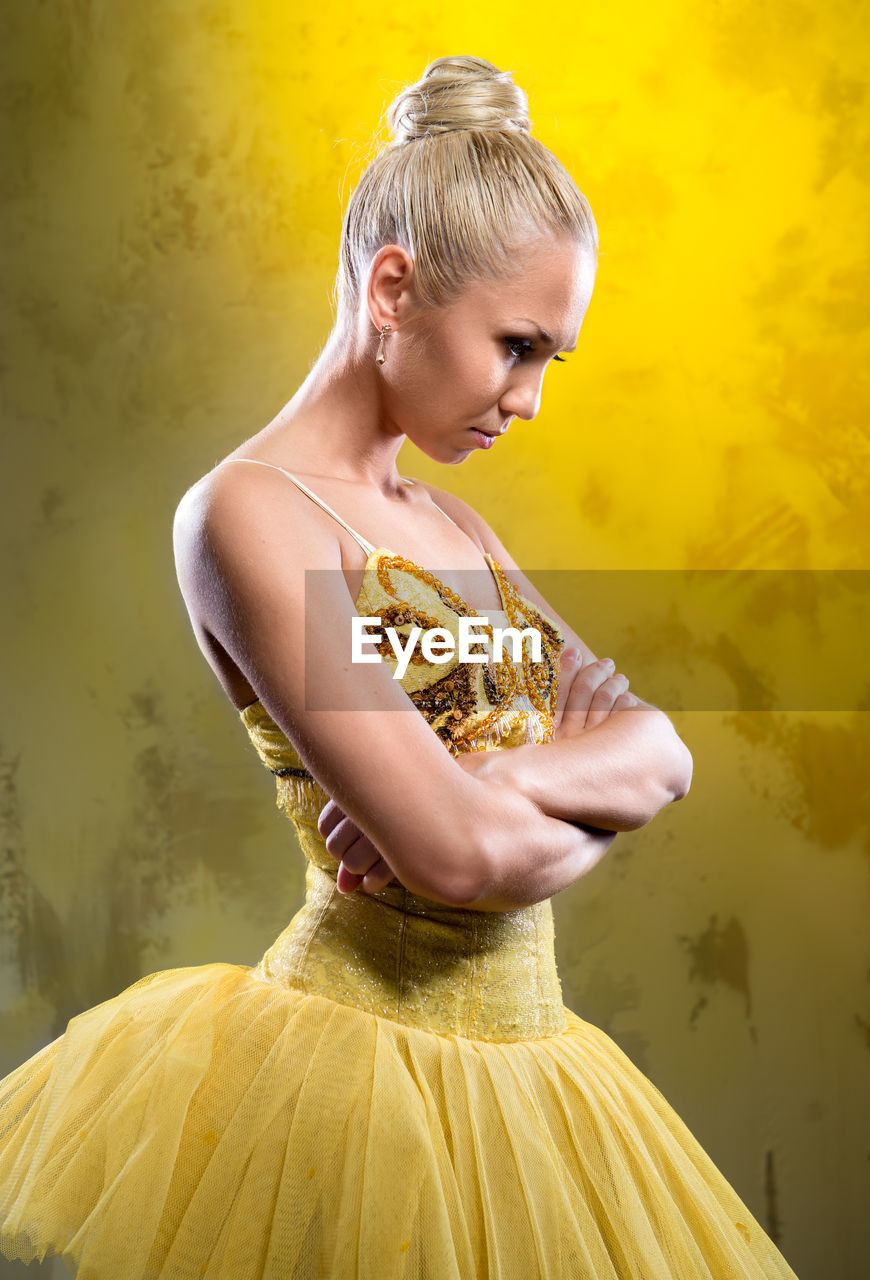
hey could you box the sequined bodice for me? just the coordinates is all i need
[241,547,569,1041]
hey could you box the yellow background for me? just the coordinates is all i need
[1,4,868,1277]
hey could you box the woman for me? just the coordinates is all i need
[0,55,800,1279]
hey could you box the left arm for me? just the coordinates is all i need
[461,702,692,832]
[323,482,694,893]
[416,481,693,831]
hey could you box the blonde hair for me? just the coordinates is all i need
[334,55,598,330]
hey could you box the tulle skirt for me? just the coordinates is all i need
[0,962,799,1279]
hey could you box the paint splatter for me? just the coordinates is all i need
[678,913,755,1034]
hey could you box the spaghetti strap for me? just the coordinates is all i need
[223,458,377,555]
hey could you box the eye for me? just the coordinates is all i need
[505,337,568,363]
[505,337,534,360]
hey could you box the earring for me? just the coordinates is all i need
[375,323,392,366]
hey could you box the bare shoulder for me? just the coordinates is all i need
[173,461,272,558]
[406,476,598,664]
[172,464,256,618]
[172,461,342,630]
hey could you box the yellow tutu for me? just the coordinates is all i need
[0,551,801,1277]
[1,960,798,1279]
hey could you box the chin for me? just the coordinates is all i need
[448,445,476,465]
[415,440,471,466]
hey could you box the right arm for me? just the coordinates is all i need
[173,467,615,912]
[469,655,692,833]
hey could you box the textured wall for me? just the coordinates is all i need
[1,4,868,1278]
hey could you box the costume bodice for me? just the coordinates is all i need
[229,460,569,1040]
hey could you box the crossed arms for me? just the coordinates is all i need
[319,648,692,912]
[176,466,692,917]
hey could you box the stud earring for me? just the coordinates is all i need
[375,323,392,366]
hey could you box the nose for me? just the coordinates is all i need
[499,368,546,421]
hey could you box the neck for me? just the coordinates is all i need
[258,318,410,499]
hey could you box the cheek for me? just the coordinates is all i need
[395,324,504,415]
[430,335,504,404]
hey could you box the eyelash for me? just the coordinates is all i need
[505,338,566,363]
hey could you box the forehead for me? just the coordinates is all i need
[457,235,595,335]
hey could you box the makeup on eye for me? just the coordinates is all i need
[504,337,568,362]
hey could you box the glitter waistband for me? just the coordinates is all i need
[255,861,566,1041]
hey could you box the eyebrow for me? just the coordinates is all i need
[513,318,577,353]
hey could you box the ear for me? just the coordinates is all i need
[366,244,416,333]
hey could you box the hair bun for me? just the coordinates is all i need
[386,56,531,144]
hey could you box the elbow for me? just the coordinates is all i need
[398,824,494,910]
[417,871,489,911]
[670,738,694,802]
[438,876,489,911]
[431,824,499,910]
[639,739,694,827]
[619,731,694,832]
[646,710,694,804]
[437,847,495,910]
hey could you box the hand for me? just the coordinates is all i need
[316,799,397,895]
[554,649,640,737]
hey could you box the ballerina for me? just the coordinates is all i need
[0,54,801,1279]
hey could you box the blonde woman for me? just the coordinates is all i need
[0,56,800,1280]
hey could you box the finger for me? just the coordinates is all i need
[586,686,641,728]
[321,814,370,862]
[317,798,346,840]
[553,648,582,731]
[563,658,616,732]
[336,861,366,893]
[585,673,631,730]
[611,690,641,714]
[337,847,391,895]
[360,857,396,895]
[338,832,384,877]
[557,701,591,738]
